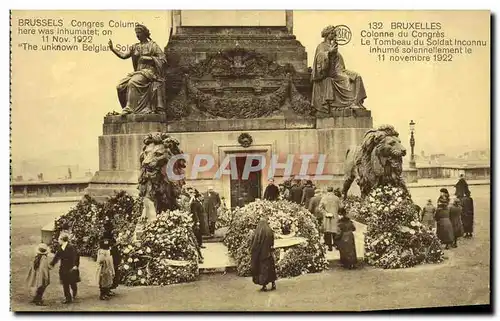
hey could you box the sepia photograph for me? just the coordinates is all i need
[9,8,491,312]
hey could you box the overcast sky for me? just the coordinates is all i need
[11,10,490,172]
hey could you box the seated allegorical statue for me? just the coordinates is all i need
[108,24,166,115]
[311,25,367,116]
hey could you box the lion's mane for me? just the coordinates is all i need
[348,125,407,197]
[138,132,186,213]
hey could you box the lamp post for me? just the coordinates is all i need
[409,120,416,169]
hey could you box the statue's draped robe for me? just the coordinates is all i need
[117,41,167,113]
[311,42,367,114]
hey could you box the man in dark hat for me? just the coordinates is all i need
[49,234,80,304]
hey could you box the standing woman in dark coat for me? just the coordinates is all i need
[454,174,470,199]
[336,215,357,269]
[461,191,475,238]
[434,196,454,250]
[449,198,464,248]
[251,218,277,292]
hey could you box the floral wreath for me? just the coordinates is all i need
[238,133,253,148]
[267,211,299,239]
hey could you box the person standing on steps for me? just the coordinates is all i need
[203,186,221,237]
[190,189,205,264]
[263,178,279,201]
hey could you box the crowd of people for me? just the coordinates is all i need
[251,175,477,292]
[26,175,476,302]
[263,178,357,265]
[420,175,475,250]
[250,178,358,292]
[27,221,122,306]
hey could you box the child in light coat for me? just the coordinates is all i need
[96,238,115,300]
[26,243,51,306]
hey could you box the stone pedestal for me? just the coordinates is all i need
[86,115,167,201]
[87,112,373,206]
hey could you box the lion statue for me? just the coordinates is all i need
[138,132,186,223]
[342,125,407,199]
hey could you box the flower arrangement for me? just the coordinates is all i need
[360,184,444,269]
[52,191,199,286]
[51,195,104,256]
[341,195,367,224]
[215,199,233,230]
[118,209,199,286]
[224,199,328,278]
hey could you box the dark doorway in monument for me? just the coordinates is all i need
[229,155,264,209]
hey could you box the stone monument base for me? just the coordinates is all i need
[86,112,373,206]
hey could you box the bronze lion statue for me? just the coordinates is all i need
[342,125,407,199]
[138,132,186,221]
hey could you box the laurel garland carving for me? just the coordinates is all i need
[165,76,314,120]
[289,81,315,116]
[186,77,288,119]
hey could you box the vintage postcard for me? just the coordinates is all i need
[10,10,490,312]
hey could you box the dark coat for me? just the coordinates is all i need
[289,185,303,204]
[337,218,357,268]
[50,243,80,284]
[434,207,454,244]
[190,199,207,233]
[449,204,464,238]
[455,178,470,198]
[203,191,221,222]
[461,196,474,233]
[301,186,316,208]
[251,220,277,286]
[263,184,279,201]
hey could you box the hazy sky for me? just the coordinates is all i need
[11,10,490,172]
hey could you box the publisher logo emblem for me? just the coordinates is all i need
[335,25,352,45]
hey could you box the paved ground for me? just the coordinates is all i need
[10,185,490,311]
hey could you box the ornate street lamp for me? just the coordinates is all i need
[409,120,416,169]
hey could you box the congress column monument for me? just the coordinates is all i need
[86,11,373,206]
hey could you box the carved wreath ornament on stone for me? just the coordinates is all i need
[238,133,253,148]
